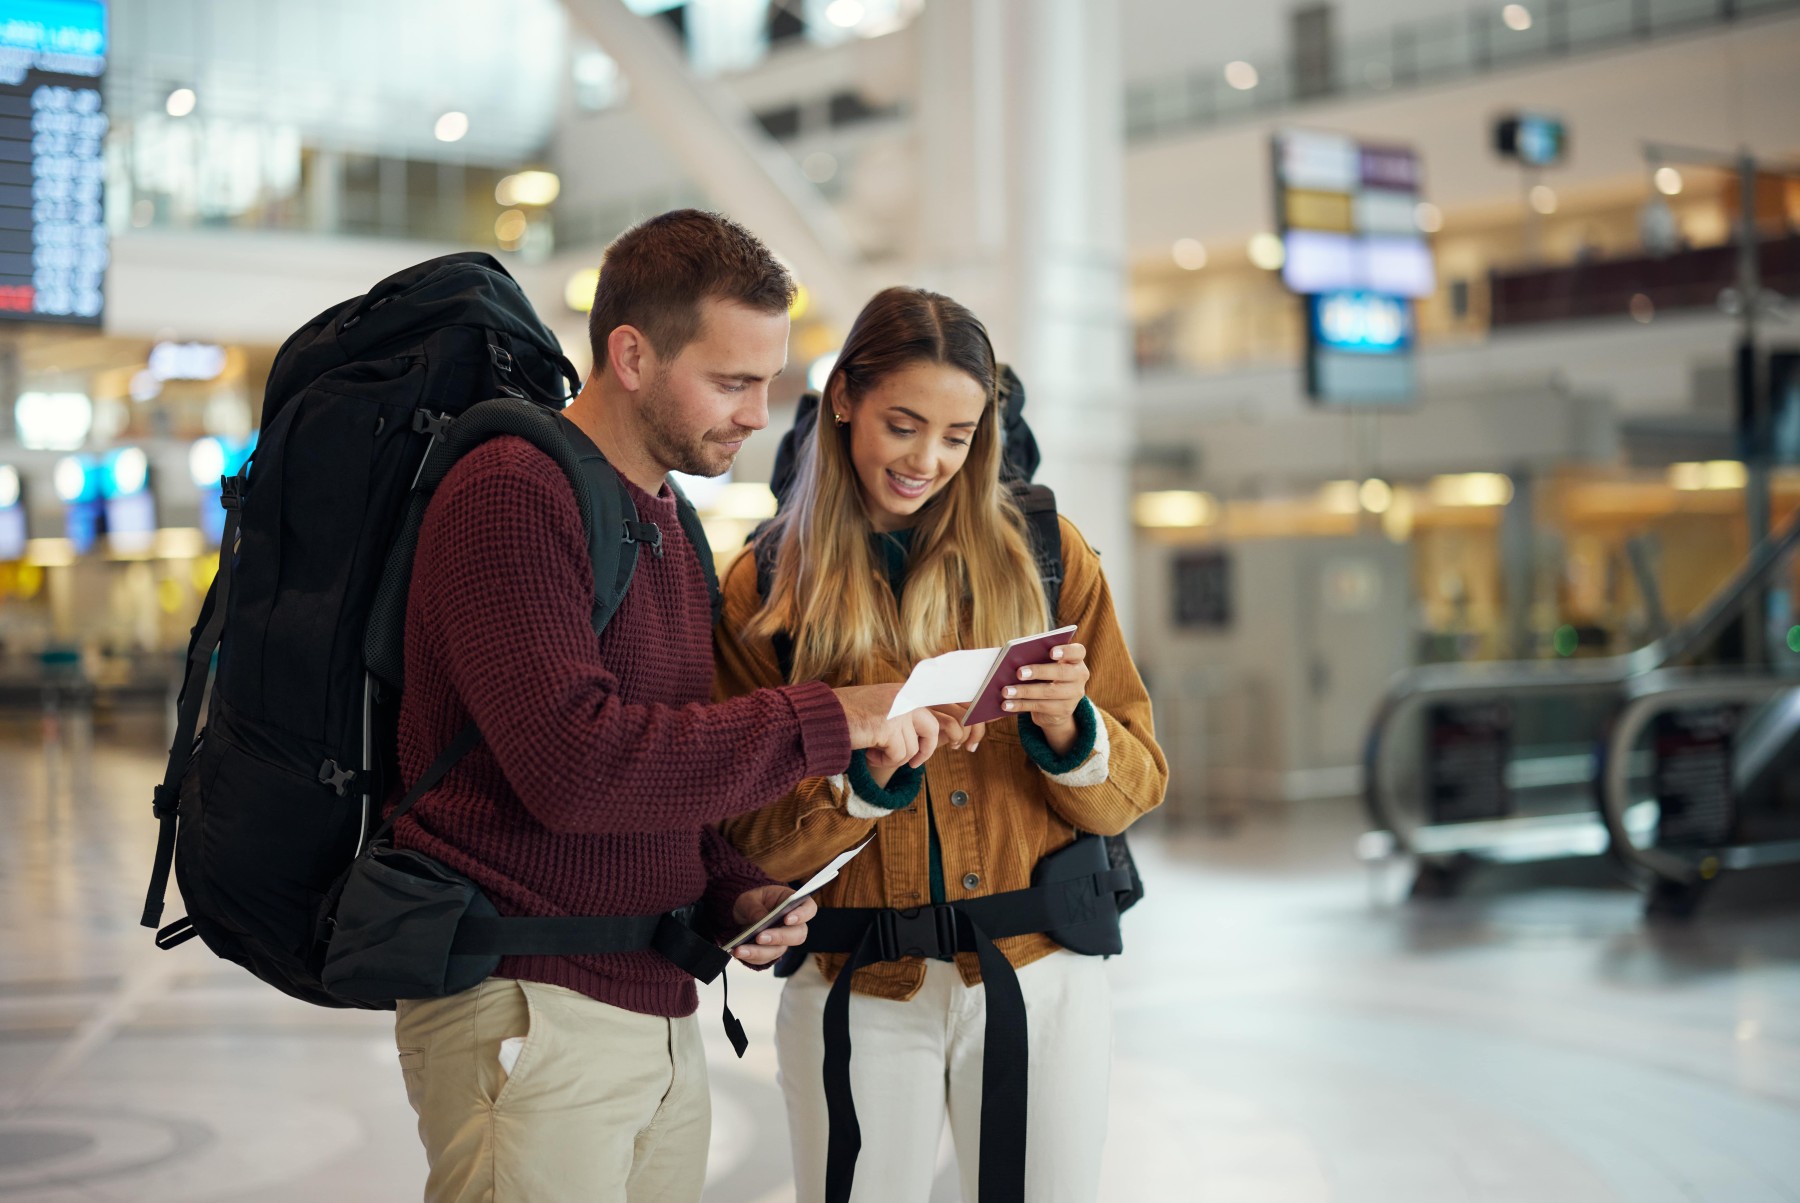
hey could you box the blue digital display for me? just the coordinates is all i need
[0,0,107,325]
[1306,291,1416,406]
[1495,113,1566,167]
[0,504,23,560]
[0,1,107,70]
[1309,291,1413,355]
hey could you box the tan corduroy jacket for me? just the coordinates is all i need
[714,515,1168,1001]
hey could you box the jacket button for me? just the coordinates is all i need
[962,872,981,890]
[950,790,969,807]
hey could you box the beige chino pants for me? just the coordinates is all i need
[394,977,710,1203]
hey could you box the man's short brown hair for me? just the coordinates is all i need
[587,209,795,368]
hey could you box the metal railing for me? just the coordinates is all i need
[1595,670,1800,896]
[1362,498,1800,858]
[1126,0,1800,142]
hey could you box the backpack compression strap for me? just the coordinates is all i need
[141,465,248,932]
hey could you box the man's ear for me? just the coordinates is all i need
[607,324,653,392]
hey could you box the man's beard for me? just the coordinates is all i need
[640,371,748,479]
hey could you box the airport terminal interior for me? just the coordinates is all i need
[2,0,1799,1199]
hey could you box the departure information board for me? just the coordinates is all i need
[0,1,107,325]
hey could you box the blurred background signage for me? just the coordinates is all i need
[0,0,108,325]
[1275,128,1429,404]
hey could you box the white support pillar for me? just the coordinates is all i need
[916,0,1136,631]
[559,0,865,324]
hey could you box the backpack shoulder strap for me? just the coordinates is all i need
[366,399,621,692]
[666,479,722,628]
[747,522,795,683]
[554,417,640,637]
[1010,481,1064,620]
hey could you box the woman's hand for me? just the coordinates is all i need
[1000,642,1090,755]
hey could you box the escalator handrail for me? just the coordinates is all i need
[1595,670,1797,887]
[1363,502,1800,849]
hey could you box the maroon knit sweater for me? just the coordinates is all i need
[393,435,852,1018]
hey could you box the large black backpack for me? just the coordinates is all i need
[755,365,1142,914]
[138,252,720,1009]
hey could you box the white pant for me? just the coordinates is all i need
[775,950,1112,1203]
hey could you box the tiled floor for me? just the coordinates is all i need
[2,709,1797,1201]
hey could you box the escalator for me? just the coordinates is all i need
[1363,504,1800,913]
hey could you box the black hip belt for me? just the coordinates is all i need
[792,835,1134,1203]
[321,843,746,1054]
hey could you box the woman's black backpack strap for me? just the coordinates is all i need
[1009,481,1064,619]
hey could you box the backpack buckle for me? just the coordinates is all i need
[151,783,180,820]
[622,521,663,558]
[318,759,357,796]
[412,410,453,438]
[875,904,958,962]
[488,343,514,373]
[219,474,244,510]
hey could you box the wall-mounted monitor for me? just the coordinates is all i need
[0,0,108,326]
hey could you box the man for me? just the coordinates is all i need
[389,209,937,1202]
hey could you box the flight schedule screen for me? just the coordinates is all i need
[0,0,107,325]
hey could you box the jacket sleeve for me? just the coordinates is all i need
[713,551,891,882]
[412,439,851,836]
[1027,517,1169,836]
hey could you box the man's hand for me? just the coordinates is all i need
[834,684,942,770]
[928,706,987,754]
[729,885,818,965]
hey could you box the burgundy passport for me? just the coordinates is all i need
[962,625,1079,726]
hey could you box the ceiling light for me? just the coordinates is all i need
[107,447,150,497]
[825,0,865,28]
[188,437,226,488]
[1359,478,1393,514]
[0,465,18,509]
[1669,460,1747,491]
[1429,473,1514,507]
[1133,490,1217,528]
[1172,239,1207,271]
[53,456,90,503]
[165,87,196,117]
[15,392,93,451]
[808,351,839,393]
[1502,4,1533,31]
[1319,480,1361,515]
[434,111,469,143]
[1414,202,1443,233]
[494,209,528,245]
[495,171,561,207]
[1247,233,1286,271]
[564,267,600,314]
[1224,61,1259,91]
[1529,184,1557,215]
[1653,166,1683,196]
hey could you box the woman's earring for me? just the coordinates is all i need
[834,411,849,426]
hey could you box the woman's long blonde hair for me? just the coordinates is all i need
[750,287,1047,685]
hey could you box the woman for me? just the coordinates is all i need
[714,287,1167,1203]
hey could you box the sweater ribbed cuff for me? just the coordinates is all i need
[785,679,854,777]
[1020,697,1104,780]
[841,749,923,815]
